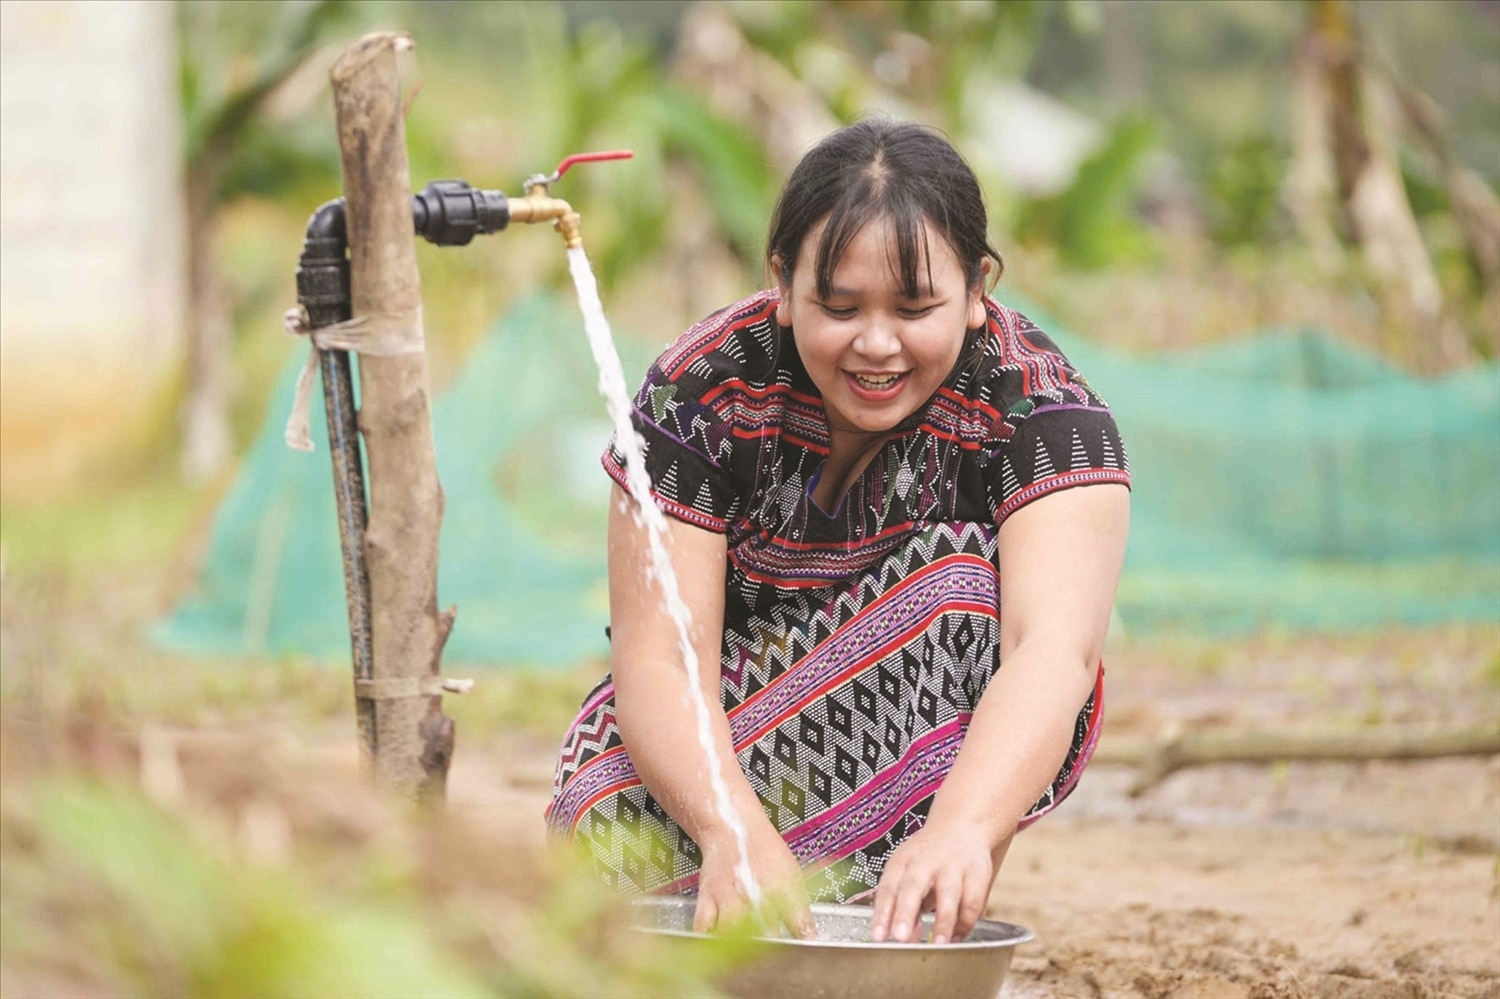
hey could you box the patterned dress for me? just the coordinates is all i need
[547,291,1130,903]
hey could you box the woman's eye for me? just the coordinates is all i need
[820,305,857,319]
[898,306,936,319]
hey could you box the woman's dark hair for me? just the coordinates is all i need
[766,119,1003,300]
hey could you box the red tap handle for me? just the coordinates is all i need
[554,150,634,179]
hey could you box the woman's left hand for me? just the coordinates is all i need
[870,818,1004,945]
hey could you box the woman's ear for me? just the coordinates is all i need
[966,258,992,329]
[771,254,792,326]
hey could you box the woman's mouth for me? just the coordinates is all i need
[845,370,910,399]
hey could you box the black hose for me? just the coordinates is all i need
[297,199,375,749]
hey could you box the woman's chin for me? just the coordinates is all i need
[828,399,914,435]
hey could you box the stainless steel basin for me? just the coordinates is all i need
[627,895,1035,999]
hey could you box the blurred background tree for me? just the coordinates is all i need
[3,0,1492,559]
[175,0,362,480]
[154,0,1498,483]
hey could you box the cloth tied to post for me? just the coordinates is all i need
[281,304,425,451]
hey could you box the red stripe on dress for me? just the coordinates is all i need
[601,454,730,532]
[730,596,997,748]
[994,468,1132,526]
[701,378,822,409]
[782,723,968,861]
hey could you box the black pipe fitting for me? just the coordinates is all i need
[412,180,510,247]
[297,199,352,328]
[296,181,510,326]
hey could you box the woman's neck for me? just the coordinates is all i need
[813,429,891,513]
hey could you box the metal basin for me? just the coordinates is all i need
[627,896,1034,999]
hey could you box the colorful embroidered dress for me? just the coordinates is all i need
[547,291,1130,903]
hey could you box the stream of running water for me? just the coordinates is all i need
[566,245,763,910]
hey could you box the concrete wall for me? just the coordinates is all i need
[0,0,185,500]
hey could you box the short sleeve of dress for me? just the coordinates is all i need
[602,361,740,532]
[979,306,1131,527]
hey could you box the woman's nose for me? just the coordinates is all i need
[852,318,901,360]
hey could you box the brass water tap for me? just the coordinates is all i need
[501,150,631,250]
[505,192,583,248]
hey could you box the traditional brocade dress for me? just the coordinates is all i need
[547,291,1130,903]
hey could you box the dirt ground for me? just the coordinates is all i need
[455,627,1500,999]
[3,556,1494,996]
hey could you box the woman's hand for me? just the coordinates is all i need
[694,822,815,939]
[870,818,1007,945]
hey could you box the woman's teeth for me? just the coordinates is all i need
[853,372,903,389]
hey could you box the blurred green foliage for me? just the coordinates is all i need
[0,757,756,998]
[177,0,360,196]
[3,780,488,998]
[1015,115,1159,268]
[155,0,1500,457]
[1207,135,1289,247]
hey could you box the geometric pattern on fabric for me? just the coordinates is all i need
[550,290,1123,901]
[599,291,1129,610]
[546,520,1105,902]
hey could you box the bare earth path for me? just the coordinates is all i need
[998,775,1498,998]
[454,749,1497,998]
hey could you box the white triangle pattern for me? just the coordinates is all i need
[1070,429,1089,472]
[658,462,680,501]
[1001,457,1020,497]
[1033,438,1054,479]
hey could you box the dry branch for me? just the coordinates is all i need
[1093,726,1500,798]
[329,32,455,803]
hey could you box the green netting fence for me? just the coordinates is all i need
[155,292,1500,666]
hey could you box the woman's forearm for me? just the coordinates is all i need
[613,661,771,851]
[606,486,772,852]
[925,641,1097,848]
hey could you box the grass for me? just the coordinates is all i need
[0,718,751,999]
[0,476,214,576]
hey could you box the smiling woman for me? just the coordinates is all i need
[773,216,988,510]
[546,119,1131,946]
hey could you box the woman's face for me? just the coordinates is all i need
[776,216,987,438]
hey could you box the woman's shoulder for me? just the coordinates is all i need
[968,297,1104,411]
[978,297,1077,374]
[654,289,782,389]
[962,297,1130,525]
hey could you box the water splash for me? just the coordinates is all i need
[567,246,763,908]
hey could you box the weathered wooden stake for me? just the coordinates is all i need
[329,32,455,802]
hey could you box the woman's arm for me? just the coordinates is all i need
[871,483,1129,944]
[606,484,813,935]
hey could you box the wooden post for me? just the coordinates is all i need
[329,32,455,802]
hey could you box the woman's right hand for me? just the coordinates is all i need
[693,822,815,939]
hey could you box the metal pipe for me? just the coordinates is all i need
[505,193,584,248]
[296,199,377,754]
